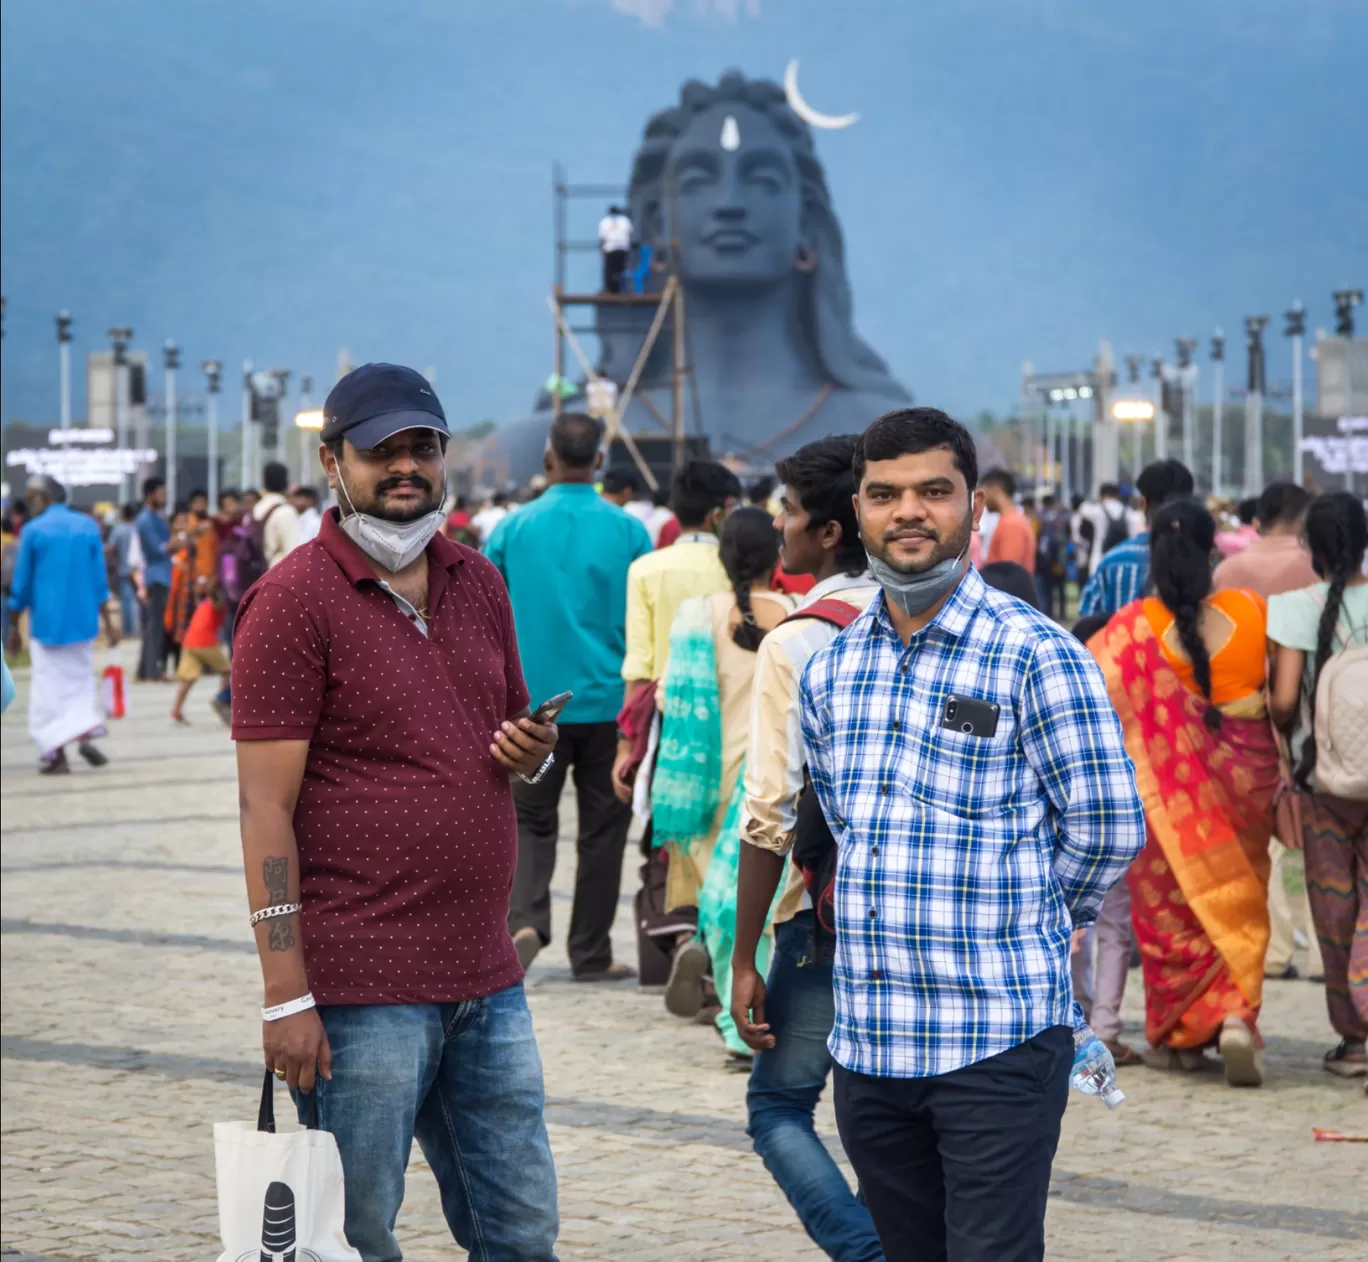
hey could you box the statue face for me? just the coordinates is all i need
[665,104,803,291]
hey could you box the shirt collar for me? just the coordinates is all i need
[675,531,720,546]
[871,564,983,644]
[803,570,875,605]
[317,506,465,590]
[540,482,597,498]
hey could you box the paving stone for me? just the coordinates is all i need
[2,669,1365,1261]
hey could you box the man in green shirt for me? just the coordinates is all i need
[485,413,652,980]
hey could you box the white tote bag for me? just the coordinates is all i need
[214,1071,362,1262]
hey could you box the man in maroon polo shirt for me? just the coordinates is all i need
[232,363,560,1262]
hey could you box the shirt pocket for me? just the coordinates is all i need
[899,698,1024,822]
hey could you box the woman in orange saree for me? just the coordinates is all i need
[1089,500,1280,1087]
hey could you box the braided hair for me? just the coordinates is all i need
[1293,491,1368,791]
[720,506,782,651]
[1149,498,1222,732]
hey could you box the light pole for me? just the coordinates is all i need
[1175,338,1198,477]
[56,310,73,428]
[1244,316,1269,496]
[202,360,222,511]
[241,360,254,490]
[268,368,291,469]
[1333,289,1363,492]
[163,339,180,509]
[1210,331,1225,499]
[1284,302,1305,486]
[1150,358,1168,460]
[1123,355,1144,480]
[108,326,133,504]
[298,375,314,485]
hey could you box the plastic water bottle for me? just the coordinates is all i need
[1071,1026,1126,1109]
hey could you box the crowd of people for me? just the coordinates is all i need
[2,362,1364,1262]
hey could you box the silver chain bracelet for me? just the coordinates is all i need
[250,902,302,927]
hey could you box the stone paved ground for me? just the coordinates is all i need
[2,666,1365,1261]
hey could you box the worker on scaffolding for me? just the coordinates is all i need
[598,204,633,294]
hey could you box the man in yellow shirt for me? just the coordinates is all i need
[614,459,740,985]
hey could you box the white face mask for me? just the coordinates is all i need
[335,473,445,572]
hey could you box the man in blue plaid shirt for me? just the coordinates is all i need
[797,409,1144,1261]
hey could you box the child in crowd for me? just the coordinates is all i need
[169,589,231,726]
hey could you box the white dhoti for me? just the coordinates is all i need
[28,639,106,760]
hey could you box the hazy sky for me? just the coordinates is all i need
[2,0,1364,432]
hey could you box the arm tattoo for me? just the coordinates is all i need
[262,857,296,952]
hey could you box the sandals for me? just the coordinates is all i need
[1324,1040,1367,1079]
[1218,1019,1263,1087]
[1104,1040,1144,1068]
[1142,1046,1208,1073]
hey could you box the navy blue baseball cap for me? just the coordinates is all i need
[321,363,448,449]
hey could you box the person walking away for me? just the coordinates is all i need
[1077,483,1130,579]
[471,491,510,546]
[1034,494,1069,620]
[1213,482,1323,982]
[729,436,884,1261]
[781,409,1143,1260]
[614,459,741,982]
[599,467,641,509]
[1090,499,1279,1087]
[1079,461,1193,617]
[135,476,172,680]
[485,413,652,980]
[1268,491,1368,1087]
[644,485,677,548]
[980,469,1035,575]
[5,475,120,774]
[291,485,322,542]
[231,363,559,1260]
[107,504,142,635]
[651,508,794,1056]
[169,588,231,726]
[598,204,633,294]
[253,461,301,568]
[1215,498,1260,557]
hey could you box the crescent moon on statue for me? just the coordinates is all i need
[784,59,859,130]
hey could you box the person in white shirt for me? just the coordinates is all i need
[471,492,510,547]
[254,462,302,567]
[598,205,633,294]
[1077,484,1129,575]
[290,486,323,543]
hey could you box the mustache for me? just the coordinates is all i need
[375,474,433,494]
[882,526,939,543]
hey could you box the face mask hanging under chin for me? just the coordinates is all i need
[868,546,968,617]
[335,475,445,573]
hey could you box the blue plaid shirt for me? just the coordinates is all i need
[799,567,1144,1078]
[1078,533,1149,616]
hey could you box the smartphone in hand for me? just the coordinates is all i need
[530,691,573,724]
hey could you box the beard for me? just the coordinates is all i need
[347,473,444,523]
[862,507,973,575]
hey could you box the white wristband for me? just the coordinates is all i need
[262,992,316,1022]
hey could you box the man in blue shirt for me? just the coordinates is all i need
[1078,459,1193,617]
[6,476,119,773]
[134,475,172,680]
[793,410,1143,1261]
[485,413,652,980]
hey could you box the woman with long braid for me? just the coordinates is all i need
[1269,492,1368,1085]
[1088,498,1280,1086]
[652,508,795,1062]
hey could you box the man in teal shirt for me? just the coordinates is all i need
[485,413,652,980]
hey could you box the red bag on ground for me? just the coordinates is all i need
[101,647,127,719]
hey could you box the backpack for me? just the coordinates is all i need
[226,503,280,601]
[783,598,863,945]
[1100,506,1129,555]
[1037,513,1066,578]
[1313,641,1368,800]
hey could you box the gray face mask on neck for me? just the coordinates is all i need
[868,545,968,616]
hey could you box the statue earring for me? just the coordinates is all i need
[794,245,818,273]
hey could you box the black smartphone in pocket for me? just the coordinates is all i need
[941,693,1000,738]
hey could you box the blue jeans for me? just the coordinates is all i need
[297,982,558,1262]
[118,576,140,636]
[747,912,883,1262]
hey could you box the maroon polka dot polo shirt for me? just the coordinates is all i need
[231,508,530,1006]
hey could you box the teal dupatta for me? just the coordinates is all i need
[651,597,722,850]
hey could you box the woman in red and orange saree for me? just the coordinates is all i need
[1089,500,1280,1087]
